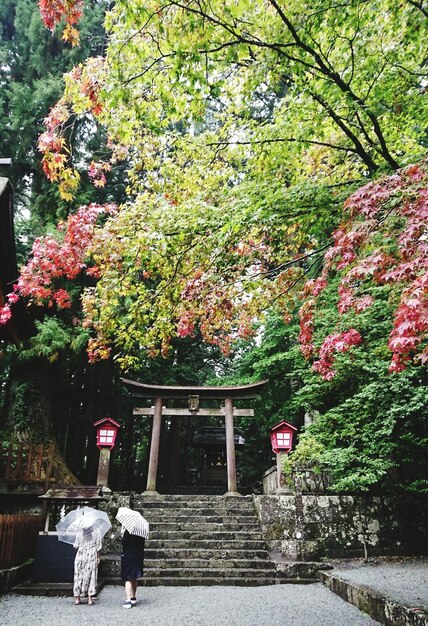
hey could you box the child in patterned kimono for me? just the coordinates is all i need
[73,525,102,605]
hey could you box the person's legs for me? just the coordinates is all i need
[125,580,133,600]
[123,580,134,608]
[73,559,80,604]
[130,579,137,604]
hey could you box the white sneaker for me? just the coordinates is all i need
[123,601,133,609]
[130,598,137,606]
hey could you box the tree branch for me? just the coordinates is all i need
[205,136,359,153]
[268,254,325,306]
[309,90,378,172]
[268,0,400,170]
[406,0,428,18]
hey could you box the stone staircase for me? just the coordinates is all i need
[101,494,302,586]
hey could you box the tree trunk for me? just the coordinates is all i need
[0,357,79,483]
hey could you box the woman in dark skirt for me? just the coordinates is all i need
[121,528,145,608]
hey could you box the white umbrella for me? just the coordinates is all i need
[56,506,111,544]
[116,507,149,538]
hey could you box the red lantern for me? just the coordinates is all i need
[270,420,297,454]
[94,417,120,450]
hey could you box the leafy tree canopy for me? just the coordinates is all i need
[4,0,426,373]
[43,0,428,183]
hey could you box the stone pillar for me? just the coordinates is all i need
[276,450,293,494]
[96,447,111,486]
[224,397,240,496]
[294,473,305,560]
[144,396,162,494]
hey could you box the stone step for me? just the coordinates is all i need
[144,548,270,559]
[12,580,106,597]
[144,511,259,526]
[144,559,276,570]
[101,561,280,578]
[134,499,255,511]
[14,574,317,596]
[102,576,316,587]
[146,568,278,578]
[101,555,275,573]
[157,485,228,496]
[150,530,264,541]
[99,559,277,578]
[134,494,254,502]
[146,536,266,551]
[137,507,256,516]
[136,499,255,510]
[145,515,258,525]
[149,521,260,532]
[143,507,257,517]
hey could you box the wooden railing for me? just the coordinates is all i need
[0,514,44,568]
[0,442,52,483]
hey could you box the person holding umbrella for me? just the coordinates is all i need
[56,506,111,606]
[73,524,102,605]
[116,507,149,609]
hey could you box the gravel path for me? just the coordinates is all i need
[0,584,380,626]
[331,557,428,611]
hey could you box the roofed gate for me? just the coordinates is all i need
[121,379,267,496]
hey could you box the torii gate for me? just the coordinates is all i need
[121,378,268,496]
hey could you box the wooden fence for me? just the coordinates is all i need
[0,442,52,483]
[0,514,44,568]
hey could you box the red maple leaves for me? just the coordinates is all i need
[299,161,428,378]
[38,0,83,46]
[312,329,363,380]
[0,204,116,320]
[88,161,111,187]
[38,58,109,201]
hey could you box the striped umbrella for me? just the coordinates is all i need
[116,507,149,538]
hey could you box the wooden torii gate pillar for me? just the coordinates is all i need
[121,379,268,497]
[147,396,162,493]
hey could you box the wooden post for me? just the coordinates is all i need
[145,396,162,494]
[224,397,240,496]
[96,447,111,486]
[44,505,51,533]
[276,452,283,490]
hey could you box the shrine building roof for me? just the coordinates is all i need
[39,485,105,500]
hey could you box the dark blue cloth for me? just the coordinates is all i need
[31,535,75,582]
[120,530,145,581]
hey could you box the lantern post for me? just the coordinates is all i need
[94,417,120,486]
[270,421,298,491]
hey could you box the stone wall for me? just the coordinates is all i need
[262,465,331,495]
[0,561,33,595]
[254,494,428,561]
[98,489,132,555]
